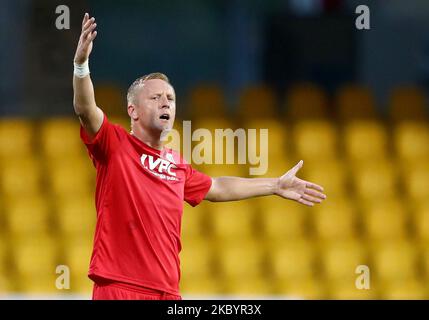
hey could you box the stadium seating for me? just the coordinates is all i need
[394,121,429,162]
[187,84,227,119]
[320,240,368,282]
[237,85,277,120]
[371,240,419,284]
[389,86,427,122]
[0,83,429,299]
[363,200,408,241]
[335,84,377,120]
[343,120,389,161]
[292,120,338,160]
[259,198,308,240]
[216,239,265,281]
[94,83,127,117]
[0,119,33,160]
[268,239,316,281]
[285,83,329,120]
[311,199,357,241]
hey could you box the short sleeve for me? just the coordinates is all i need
[80,114,123,164]
[184,165,212,207]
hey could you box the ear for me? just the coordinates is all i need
[127,104,138,120]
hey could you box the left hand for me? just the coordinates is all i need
[275,160,326,206]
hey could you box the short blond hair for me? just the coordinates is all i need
[127,72,171,105]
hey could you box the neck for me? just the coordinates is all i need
[131,125,164,151]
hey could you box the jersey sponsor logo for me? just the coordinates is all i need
[140,153,179,181]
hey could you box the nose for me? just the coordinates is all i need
[159,94,170,109]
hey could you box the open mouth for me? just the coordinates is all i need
[159,114,170,121]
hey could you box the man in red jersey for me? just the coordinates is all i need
[73,13,326,300]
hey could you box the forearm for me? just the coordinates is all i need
[205,176,279,202]
[73,73,97,117]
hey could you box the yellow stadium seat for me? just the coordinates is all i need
[0,119,33,159]
[394,121,429,162]
[0,274,12,294]
[187,84,227,119]
[328,281,378,299]
[94,83,126,117]
[209,201,256,240]
[312,199,357,241]
[293,120,338,160]
[224,277,273,296]
[237,85,277,120]
[48,158,94,197]
[181,202,209,240]
[18,275,61,294]
[71,276,93,295]
[286,83,329,120]
[180,238,214,280]
[336,85,377,120]
[389,86,427,122]
[109,116,130,132]
[301,160,348,197]
[276,277,326,299]
[4,195,50,237]
[180,277,223,296]
[269,239,315,281]
[54,196,96,238]
[363,200,408,241]
[216,240,264,280]
[193,118,235,131]
[0,158,42,197]
[351,161,398,201]
[403,162,429,202]
[343,120,388,161]
[40,118,85,159]
[381,280,427,300]
[420,247,429,280]
[372,240,418,283]
[13,235,58,280]
[63,239,93,284]
[320,240,368,282]
[414,203,429,243]
[260,198,308,240]
[0,238,9,285]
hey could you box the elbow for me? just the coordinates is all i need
[73,99,83,116]
[73,100,89,118]
[205,178,220,202]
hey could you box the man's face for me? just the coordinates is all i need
[131,79,176,135]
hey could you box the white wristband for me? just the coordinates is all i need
[74,60,90,78]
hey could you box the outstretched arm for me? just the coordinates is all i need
[73,13,103,138]
[204,160,326,207]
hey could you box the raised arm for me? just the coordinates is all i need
[204,160,326,207]
[73,13,103,138]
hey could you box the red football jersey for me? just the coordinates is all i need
[80,114,212,295]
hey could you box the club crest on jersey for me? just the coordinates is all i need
[140,153,178,181]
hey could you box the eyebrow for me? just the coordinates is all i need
[151,92,175,98]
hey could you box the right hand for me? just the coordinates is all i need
[74,13,98,64]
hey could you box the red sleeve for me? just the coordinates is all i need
[80,114,123,164]
[184,165,212,207]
